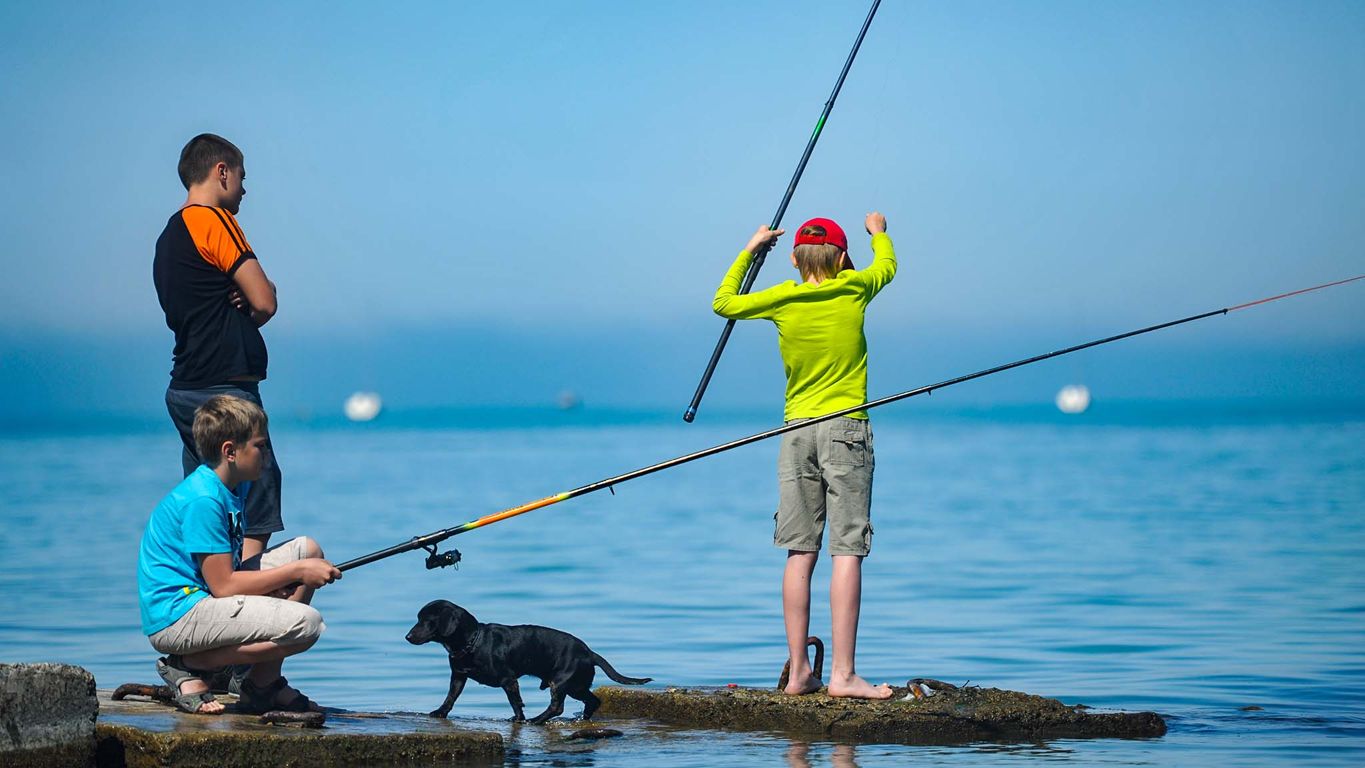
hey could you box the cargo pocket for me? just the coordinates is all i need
[828,428,867,467]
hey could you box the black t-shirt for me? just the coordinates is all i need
[153,205,268,389]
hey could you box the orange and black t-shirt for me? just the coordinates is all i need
[153,205,268,389]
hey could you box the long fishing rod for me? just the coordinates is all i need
[682,0,883,424]
[336,274,1363,575]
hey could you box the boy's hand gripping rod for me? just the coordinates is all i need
[335,274,1363,575]
[682,0,883,423]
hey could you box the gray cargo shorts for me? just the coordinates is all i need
[148,537,324,655]
[775,416,875,556]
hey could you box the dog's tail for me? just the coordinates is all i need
[592,652,652,685]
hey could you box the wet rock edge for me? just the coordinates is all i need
[594,684,1167,744]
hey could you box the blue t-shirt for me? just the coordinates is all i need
[138,465,247,635]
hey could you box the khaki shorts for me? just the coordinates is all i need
[775,417,875,556]
[148,536,325,655]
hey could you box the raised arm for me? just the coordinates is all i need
[852,211,896,298]
[712,225,787,320]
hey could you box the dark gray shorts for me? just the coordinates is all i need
[165,382,284,536]
[775,416,874,556]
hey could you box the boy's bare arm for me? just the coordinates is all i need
[198,552,340,598]
[230,260,278,326]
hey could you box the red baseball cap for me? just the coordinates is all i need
[793,217,848,252]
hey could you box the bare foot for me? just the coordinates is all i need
[782,671,823,695]
[827,673,894,700]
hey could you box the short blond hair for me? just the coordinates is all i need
[193,395,267,466]
[793,241,846,282]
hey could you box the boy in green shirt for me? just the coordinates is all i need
[714,212,896,699]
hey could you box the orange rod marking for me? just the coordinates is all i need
[458,492,573,532]
[1228,274,1365,312]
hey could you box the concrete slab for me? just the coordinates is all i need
[95,689,503,767]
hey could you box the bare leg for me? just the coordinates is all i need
[281,537,323,606]
[184,637,315,673]
[827,555,892,699]
[178,538,331,711]
[785,741,812,768]
[221,537,321,702]
[170,637,313,714]
[831,743,859,768]
[782,551,822,695]
[241,534,270,562]
[227,532,278,700]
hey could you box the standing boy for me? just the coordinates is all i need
[138,395,340,714]
[713,212,897,699]
[153,133,282,562]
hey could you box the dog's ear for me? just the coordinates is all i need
[455,606,479,636]
[438,605,470,640]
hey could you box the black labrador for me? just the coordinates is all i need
[406,599,651,723]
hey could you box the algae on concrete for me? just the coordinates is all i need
[95,724,503,768]
[96,689,503,768]
[594,684,1166,745]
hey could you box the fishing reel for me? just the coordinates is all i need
[421,543,461,571]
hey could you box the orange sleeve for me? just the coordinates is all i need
[180,206,255,274]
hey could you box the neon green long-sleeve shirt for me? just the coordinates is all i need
[713,233,897,420]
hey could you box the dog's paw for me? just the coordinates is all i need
[427,709,450,719]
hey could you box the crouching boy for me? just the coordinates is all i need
[137,394,341,714]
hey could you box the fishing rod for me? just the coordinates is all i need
[682,0,883,424]
[336,273,1364,575]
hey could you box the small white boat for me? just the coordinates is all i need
[344,391,383,422]
[1055,385,1091,414]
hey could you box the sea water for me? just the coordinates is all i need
[2,401,1362,766]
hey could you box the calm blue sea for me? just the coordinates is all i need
[3,401,1363,766]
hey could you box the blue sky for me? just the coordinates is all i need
[1,1,1361,420]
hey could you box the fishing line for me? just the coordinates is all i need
[335,273,1364,576]
[683,0,883,424]
[868,5,904,205]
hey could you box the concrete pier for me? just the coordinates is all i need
[96,689,504,768]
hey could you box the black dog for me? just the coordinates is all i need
[406,599,651,723]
